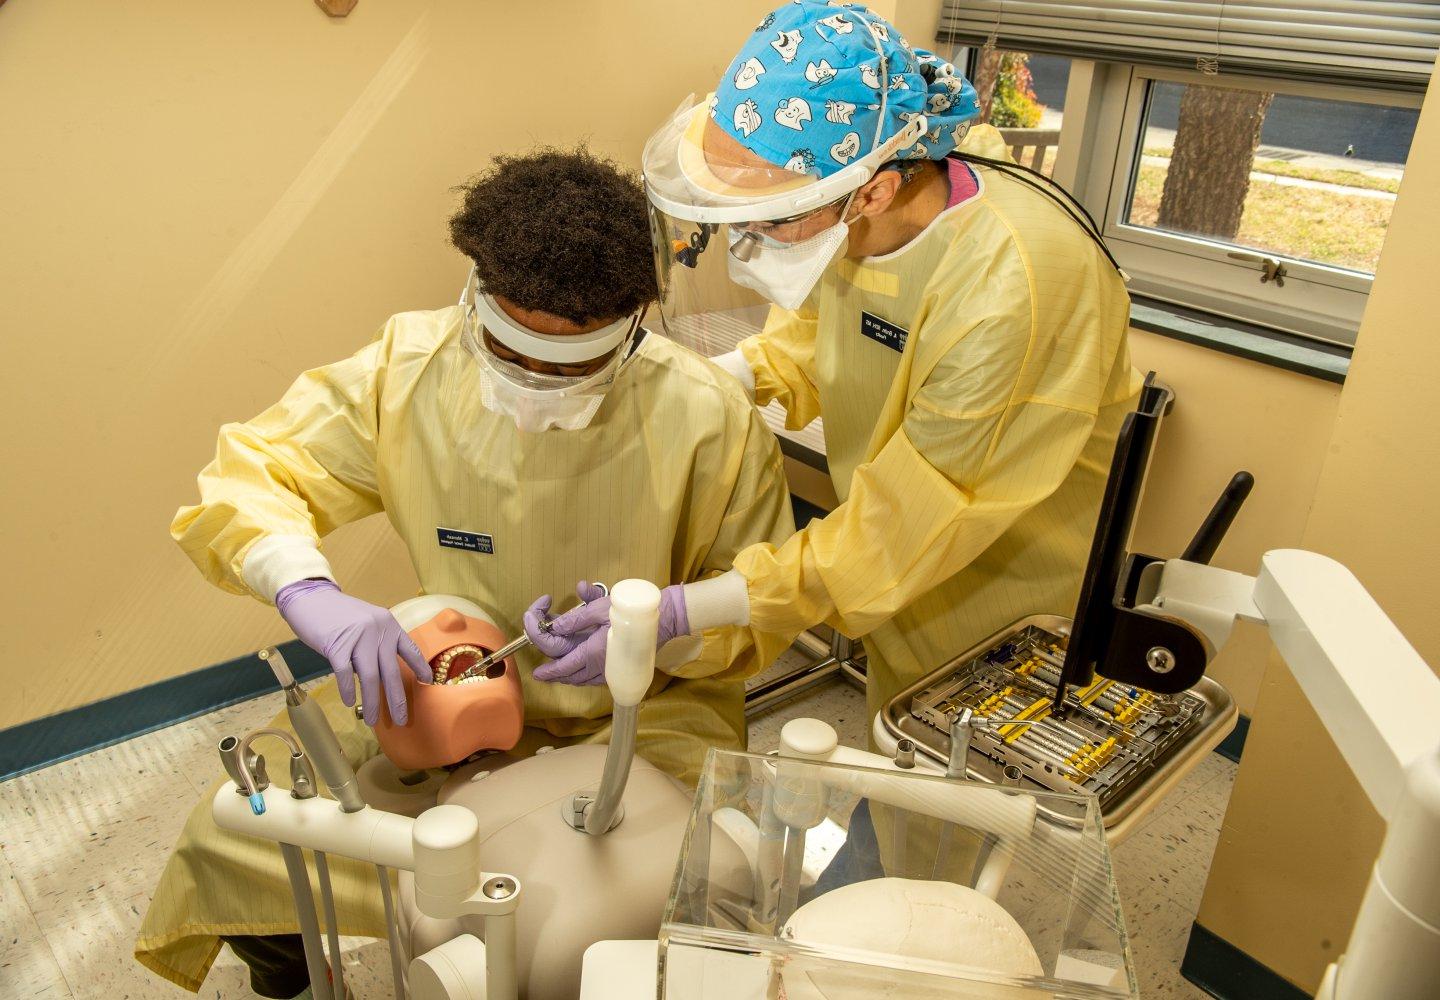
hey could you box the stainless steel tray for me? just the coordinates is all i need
[876,614,1237,837]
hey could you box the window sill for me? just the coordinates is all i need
[1129,296,1350,385]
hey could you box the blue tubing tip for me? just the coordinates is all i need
[249,793,267,815]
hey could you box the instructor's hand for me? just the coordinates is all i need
[529,582,690,687]
[275,579,432,725]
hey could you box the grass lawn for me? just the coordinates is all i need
[1128,162,1391,272]
[1142,147,1401,194]
[997,139,1390,271]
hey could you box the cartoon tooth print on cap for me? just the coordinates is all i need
[824,99,856,125]
[770,29,802,64]
[804,59,836,86]
[952,121,970,146]
[733,98,762,138]
[775,96,812,131]
[734,56,766,91]
[707,93,719,120]
[784,148,817,175]
[830,131,861,165]
[754,11,775,33]
[713,4,980,173]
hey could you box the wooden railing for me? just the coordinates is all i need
[998,127,1061,175]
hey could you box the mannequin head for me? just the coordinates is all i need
[374,596,525,770]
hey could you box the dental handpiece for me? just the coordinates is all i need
[449,582,609,684]
[260,647,366,813]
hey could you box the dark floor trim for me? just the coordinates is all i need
[0,640,329,782]
[1215,713,1250,763]
[1182,921,1309,1000]
[1,602,1249,782]
[1130,296,1350,385]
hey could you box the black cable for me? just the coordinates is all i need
[955,151,1122,273]
[965,156,1122,274]
[957,151,1107,233]
[954,151,1127,278]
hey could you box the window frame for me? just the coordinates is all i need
[1094,65,1417,346]
[958,47,1420,347]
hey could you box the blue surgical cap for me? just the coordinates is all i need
[711,1,980,178]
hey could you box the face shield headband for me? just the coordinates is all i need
[458,266,641,367]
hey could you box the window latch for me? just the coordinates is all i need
[1227,251,1287,288]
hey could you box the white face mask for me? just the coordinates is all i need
[473,349,624,433]
[458,269,640,432]
[724,196,857,311]
[478,355,619,432]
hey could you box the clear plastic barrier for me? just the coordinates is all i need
[661,750,1136,999]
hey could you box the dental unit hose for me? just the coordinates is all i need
[312,851,345,1000]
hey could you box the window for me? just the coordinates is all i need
[936,1,1436,349]
[965,48,1070,176]
[1096,68,1418,344]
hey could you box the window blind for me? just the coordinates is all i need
[937,1,1440,91]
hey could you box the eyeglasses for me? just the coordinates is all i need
[481,329,618,378]
[738,196,850,235]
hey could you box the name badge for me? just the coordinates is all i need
[437,527,494,554]
[860,311,909,353]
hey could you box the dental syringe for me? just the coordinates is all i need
[449,582,608,684]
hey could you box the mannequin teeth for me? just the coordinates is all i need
[426,643,510,685]
[450,660,507,684]
[430,643,488,684]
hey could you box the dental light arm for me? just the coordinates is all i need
[1120,549,1440,1000]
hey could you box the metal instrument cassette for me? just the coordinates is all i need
[879,614,1236,835]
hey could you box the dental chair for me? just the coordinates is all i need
[218,581,747,1000]
[374,586,751,999]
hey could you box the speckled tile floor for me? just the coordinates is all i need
[1,647,1232,999]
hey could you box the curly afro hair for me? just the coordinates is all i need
[449,147,658,325]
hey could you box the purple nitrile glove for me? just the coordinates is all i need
[522,581,609,660]
[530,583,690,686]
[275,579,433,726]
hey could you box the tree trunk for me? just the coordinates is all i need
[1156,86,1274,240]
[974,46,1004,122]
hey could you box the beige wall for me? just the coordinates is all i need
[1126,332,1341,714]
[1195,64,1440,991]
[0,0,778,730]
[0,0,1351,750]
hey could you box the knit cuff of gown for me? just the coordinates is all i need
[712,349,756,400]
[683,570,752,631]
[241,534,337,604]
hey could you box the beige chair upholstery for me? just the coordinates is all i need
[398,744,707,1000]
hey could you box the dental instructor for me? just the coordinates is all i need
[529,1,1141,727]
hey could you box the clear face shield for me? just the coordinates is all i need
[642,85,927,353]
[457,268,642,433]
